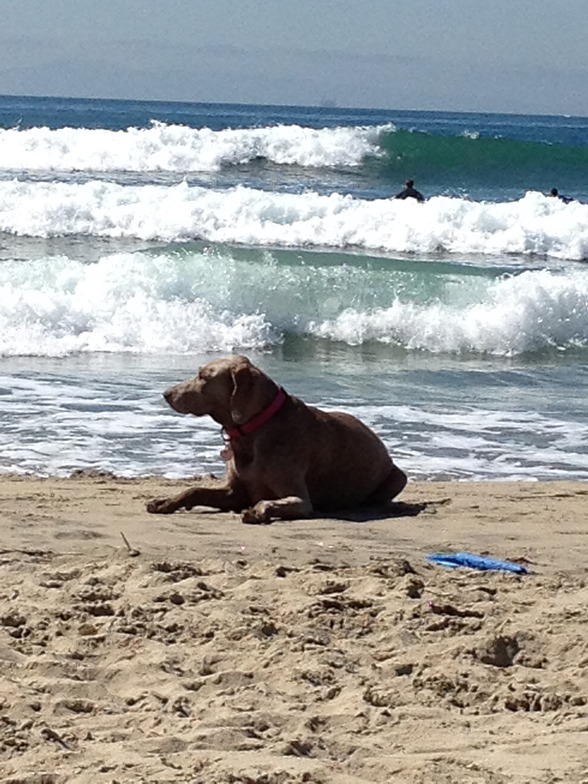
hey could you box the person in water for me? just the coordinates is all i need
[549,187,574,204]
[394,179,425,202]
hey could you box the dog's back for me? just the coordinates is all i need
[231,394,400,510]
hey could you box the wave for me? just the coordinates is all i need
[2,245,588,357]
[1,180,587,261]
[3,118,588,210]
[3,120,586,190]
[0,122,384,173]
[378,128,588,192]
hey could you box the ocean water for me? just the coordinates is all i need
[2,94,588,482]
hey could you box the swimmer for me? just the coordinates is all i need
[549,187,574,204]
[394,179,425,203]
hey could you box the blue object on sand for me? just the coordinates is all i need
[426,552,529,575]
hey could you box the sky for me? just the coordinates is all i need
[1,0,587,115]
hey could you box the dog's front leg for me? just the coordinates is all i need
[241,476,313,524]
[242,495,314,524]
[147,482,248,515]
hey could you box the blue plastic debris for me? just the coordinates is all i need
[426,552,529,575]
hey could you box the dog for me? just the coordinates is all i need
[147,355,406,524]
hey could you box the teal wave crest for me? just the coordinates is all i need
[374,128,588,194]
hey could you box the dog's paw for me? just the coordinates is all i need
[146,498,176,514]
[241,503,272,525]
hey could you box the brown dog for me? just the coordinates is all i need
[147,355,406,524]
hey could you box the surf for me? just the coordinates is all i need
[2,243,588,358]
[1,180,587,261]
[0,122,384,173]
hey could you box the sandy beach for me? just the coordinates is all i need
[1,474,588,783]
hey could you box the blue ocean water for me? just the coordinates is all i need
[1,94,588,481]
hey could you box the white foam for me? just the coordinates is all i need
[0,252,277,357]
[1,181,587,261]
[1,248,588,357]
[312,267,588,355]
[3,369,588,480]
[0,123,383,172]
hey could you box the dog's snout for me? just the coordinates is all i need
[160,378,206,416]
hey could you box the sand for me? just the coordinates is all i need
[1,473,588,783]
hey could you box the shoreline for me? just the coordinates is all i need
[1,474,588,782]
[1,473,587,567]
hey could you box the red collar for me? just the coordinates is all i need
[225,387,287,439]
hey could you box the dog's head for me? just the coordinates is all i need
[163,355,274,426]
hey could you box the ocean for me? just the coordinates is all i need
[1,94,588,482]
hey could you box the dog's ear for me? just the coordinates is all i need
[230,360,255,424]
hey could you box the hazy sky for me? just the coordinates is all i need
[1,0,587,114]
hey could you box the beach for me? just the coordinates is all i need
[1,474,588,783]
[2,93,588,783]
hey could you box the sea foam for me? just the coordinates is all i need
[312,268,588,354]
[2,248,588,358]
[0,180,587,261]
[0,123,383,172]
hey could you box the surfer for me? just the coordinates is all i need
[549,187,574,204]
[394,179,425,203]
